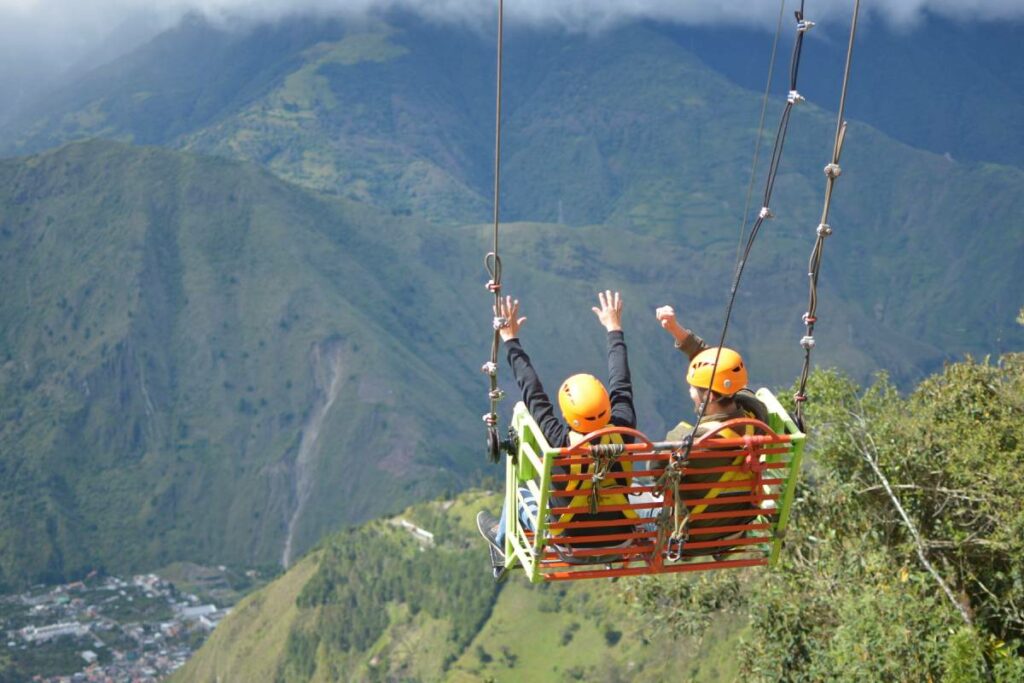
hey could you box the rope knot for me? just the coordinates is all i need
[824,162,842,179]
[787,90,805,105]
[759,206,775,220]
[489,388,506,402]
[816,223,833,237]
[480,361,497,376]
[800,335,815,350]
[482,412,497,426]
[797,19,816,32]
[485,280,501,293]
[492,316,509,331]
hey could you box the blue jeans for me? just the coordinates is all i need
[496,487,660,546]
[496,486,539,546]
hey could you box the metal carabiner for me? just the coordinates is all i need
[665,535,685,562]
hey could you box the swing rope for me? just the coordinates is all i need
[482,0,507,463]
[665,0,815,550]
[793,0,861,430]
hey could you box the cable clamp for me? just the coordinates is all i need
[759,206,774,220]
[482,412,497,426]
[481,361,498,376]
[824,163,842,179]
[489,388,506,402]
[797,19,816,32]
[800,335,815,350]
[492,316,508,331]
[816,223,833,237]
[787,90,805,105]
[485,279,501,293]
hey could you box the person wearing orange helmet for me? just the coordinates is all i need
[477,291,643,576]
[655,305,768,433]
[654,304,769,557]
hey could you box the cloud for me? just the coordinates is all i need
[0,0,1021,79]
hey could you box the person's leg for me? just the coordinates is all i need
[628,490,664,531]
[497,486,538,545]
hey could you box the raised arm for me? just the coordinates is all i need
[497,296,570,447]
[655,304,708,361]
[594,290,635,428]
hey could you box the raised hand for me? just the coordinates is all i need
[592,290,623,332]
[495,295,526,342]
[655,305,687,342]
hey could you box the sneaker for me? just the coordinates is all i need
[476,510,505,570]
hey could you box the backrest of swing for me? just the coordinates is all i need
[504,389,805,582]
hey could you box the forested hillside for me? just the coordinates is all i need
[0,140,485,587]
[176,355,1024,682]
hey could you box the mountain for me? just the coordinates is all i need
[0,140,487,588]
[657,14,1024,169]
[172,491,747,683]
[1,13,1023,588]
[2,14,1020,360]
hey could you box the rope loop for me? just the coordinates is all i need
[587,446,621,514]
[484,252,503,290]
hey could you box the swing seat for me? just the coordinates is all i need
[501,388,805,582]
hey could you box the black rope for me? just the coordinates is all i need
[686,1,812,456]
[734,0,787,264]
[482,0,506,463]
[794,0,861,430]
[660,2,814,548]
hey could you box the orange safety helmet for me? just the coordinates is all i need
[558,374,611,432]
[687,347,748,396]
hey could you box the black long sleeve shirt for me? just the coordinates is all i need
[504,331,635,447]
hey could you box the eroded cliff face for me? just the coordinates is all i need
[282,338,346,568]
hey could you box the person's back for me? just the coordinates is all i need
[657,306,770,555]
[477,291,642,573]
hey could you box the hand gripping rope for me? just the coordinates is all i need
[482,0,512,464]
[794,0,860,430]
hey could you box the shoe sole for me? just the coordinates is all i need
[476,512,506,572]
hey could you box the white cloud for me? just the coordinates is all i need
[0,0,1021,80]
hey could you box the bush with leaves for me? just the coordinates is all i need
[628,354,1024,680]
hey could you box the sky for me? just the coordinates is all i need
[0,0,1021,88]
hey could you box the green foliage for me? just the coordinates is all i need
[625,571,745,642]
[747,359,1024,679]
[624,358,1024,680]
[278,515,499,680]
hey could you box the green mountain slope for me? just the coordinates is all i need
[0,136,1021,589]
[3,15,1021,371]
[0,139,486,588]
[174,491,747,683]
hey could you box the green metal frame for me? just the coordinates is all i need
[754,388,806,566]
[503,389,805,581]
